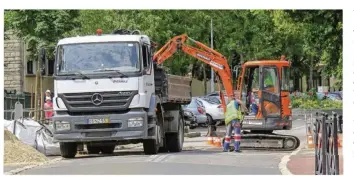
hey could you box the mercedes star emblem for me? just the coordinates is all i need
[95,81,98,85]
[91,93,103,106]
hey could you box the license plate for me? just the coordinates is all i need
[243,120,263,125]
[87,118,110,124]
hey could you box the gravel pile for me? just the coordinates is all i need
[4,130,49,165]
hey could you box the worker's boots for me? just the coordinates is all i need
[223,137,231,152]
[234,142,242,153]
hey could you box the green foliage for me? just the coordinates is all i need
[4,9,342,85]
[4,10,80,61]
[291,96,342,109]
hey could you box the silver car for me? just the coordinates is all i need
[198,97,225,125]
[183,97,208,125]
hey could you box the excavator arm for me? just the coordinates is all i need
[153,34,234,112]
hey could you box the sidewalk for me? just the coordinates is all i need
[287,147,343,175]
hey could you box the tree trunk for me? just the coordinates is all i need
[202,64,207,95]
[309,56,313,90]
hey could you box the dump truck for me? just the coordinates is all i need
[41,29,192,158]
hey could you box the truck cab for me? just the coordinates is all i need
[45,29,191,158]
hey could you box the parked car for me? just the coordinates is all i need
[329,92,342,100]
[198,97,225,125]
[182,97,208,126]
[316,92,342,101]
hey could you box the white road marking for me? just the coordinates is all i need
[145,154,170,162]
[145,155,159,162]
[151,154,170,162]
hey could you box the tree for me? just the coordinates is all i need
[5,10,80,61]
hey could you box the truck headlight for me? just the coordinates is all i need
[128,117,143,127]
[55,121,71,131]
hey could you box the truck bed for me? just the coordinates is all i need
[154,65,192,104]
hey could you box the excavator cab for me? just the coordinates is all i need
[236,60,292,132]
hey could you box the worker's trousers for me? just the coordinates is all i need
[223,119,241,152]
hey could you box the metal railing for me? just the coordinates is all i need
[314,112,340,175]
[4,101,53,125]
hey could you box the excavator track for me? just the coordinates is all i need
[223,132,300,151]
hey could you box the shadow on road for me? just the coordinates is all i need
[68,150,147,160]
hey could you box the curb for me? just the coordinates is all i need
[4,157,62,175]
[279,143,305,175]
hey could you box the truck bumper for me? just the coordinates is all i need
[52,109,150,143]
[241,116,292,131]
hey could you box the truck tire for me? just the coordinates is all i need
[87,145,100,154]
[60,142,77,158]
[166,114,184,152]
[143,139,158,155]
[100,145,115,154]
[143,124,162,155]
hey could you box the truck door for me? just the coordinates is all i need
[259,66,281,118]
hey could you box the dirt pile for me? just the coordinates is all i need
[4,130,49,165]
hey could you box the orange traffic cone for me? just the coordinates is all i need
[307,126,315,149]
[207,136,213,145]
[213,137,222,147]
[206,125,217,145]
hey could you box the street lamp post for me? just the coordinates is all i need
[210,19,214,93]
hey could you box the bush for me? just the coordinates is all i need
[291,96,342,110]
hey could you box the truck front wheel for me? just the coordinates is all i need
[143,139,158,155]
[166,114,184,152]
[60,142,77,158]
[143,124,161,155]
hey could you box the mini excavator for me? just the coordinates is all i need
[153,34,300,151]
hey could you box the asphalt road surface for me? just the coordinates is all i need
[19,115,307,175]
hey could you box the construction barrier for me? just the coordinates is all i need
[305,112,342,149]
[314,112,340,175]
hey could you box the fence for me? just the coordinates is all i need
[4,98,53,125]
[4,92,33,120]
[314,112,341,175]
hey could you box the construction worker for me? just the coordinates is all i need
[223,98,248,152]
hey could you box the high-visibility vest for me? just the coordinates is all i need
[224,100,244,125]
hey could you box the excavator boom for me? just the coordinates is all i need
[153,34,233,112]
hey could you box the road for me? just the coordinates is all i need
[18,116,307,175]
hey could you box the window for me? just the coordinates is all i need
[251,68,260,89]
[195,99,204,107]
[281,67,290,91]
[26,59,55,76]
[262,67,279,93]
[188,99,198,108]
[142,44,151,73]
[46,59,55,76]
[26,60,36,75]
[56,42,140,74]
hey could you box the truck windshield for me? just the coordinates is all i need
[56,42,140,74]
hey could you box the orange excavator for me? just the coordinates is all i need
[153,34,300,151]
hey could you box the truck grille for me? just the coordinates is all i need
[58,91,138,112]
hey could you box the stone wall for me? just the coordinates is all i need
[4,31,24,93]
